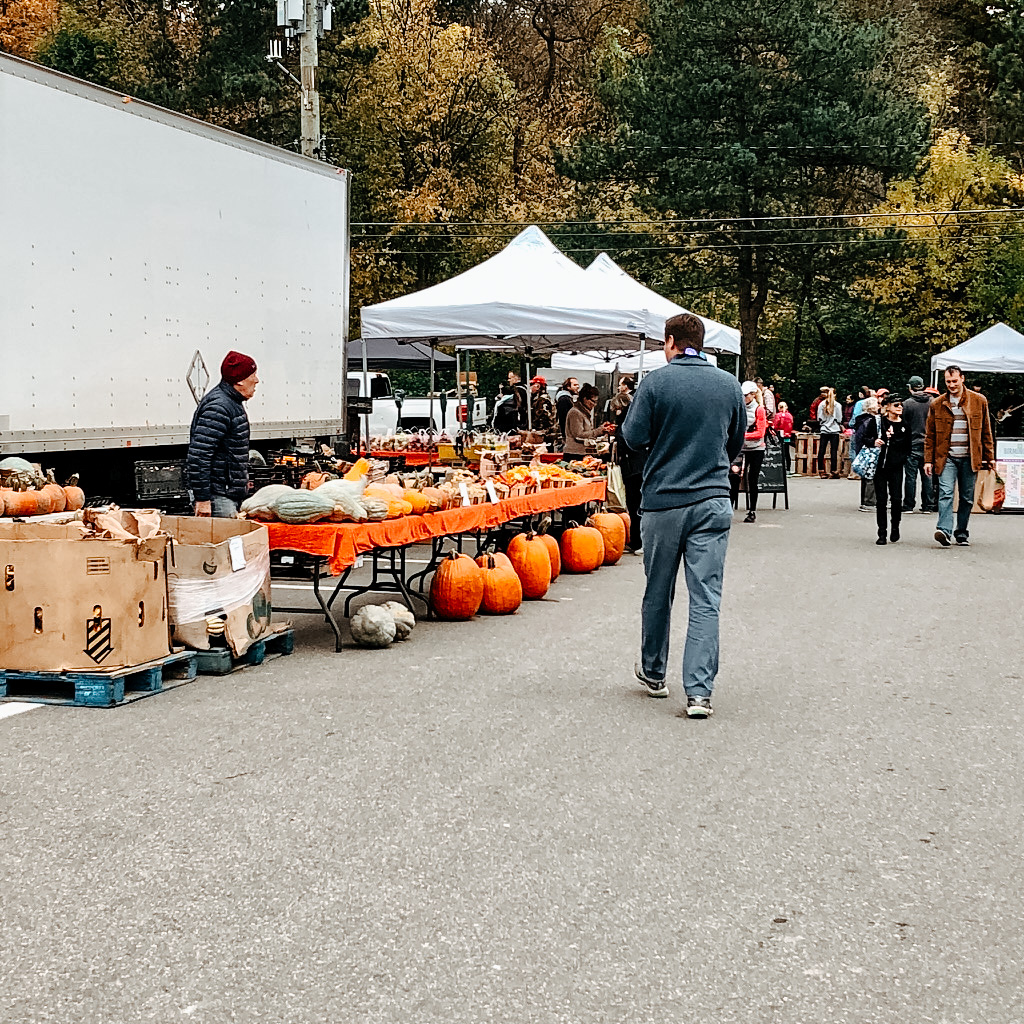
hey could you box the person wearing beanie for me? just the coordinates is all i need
[901,373,936,514]
[529,375,555,437]
[186,351,259,517]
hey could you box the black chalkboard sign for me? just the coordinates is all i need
[757,441,789,508]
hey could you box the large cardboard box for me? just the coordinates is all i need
[162,517,272,657]
[0,521,170,673]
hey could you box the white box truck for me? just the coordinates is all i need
[0,54,350,503]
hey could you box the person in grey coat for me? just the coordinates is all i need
[901,375,936,513]
[622,313,746,718]
[186,351,259,517]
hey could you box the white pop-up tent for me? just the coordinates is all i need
[551,349,716,374]
[931,322,1024,381]
[360,226,650,354]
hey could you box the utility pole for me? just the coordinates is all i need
[299,0,320,159]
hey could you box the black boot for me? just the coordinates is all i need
[890,524,900,542]
[876,535,887,545]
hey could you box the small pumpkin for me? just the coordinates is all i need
[560,524,605,573]
[476,551,513,571]
[506,532,551,599]
[478,555,523,614]
[536,532,561,582]
[403,489,433,514]
[419,487,446,511]
[63,484,86,512]
[588,512,626,565]
[343,457,371,481]
[3,491,45,517]
[429,552,484,620]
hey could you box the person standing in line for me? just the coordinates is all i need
[773,401,795,473]
[850,386,873,423]
[187,351,259,518]
[622,313,746,716]
[610,376,645,553]
[872,395,911,545]
[731,381,767,523]
[756,377,776,417]
[563,382,611,457]
[816,387,843,478]
[852,396,881,511]
[554,377,580,440]
[901,375,936,514]
[925,365,996,547]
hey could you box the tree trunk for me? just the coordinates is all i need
[790,268,812,383]
[738,242,768,379]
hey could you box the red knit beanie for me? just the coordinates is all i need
[221,350,257,384]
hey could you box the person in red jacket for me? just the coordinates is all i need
[731,381,768,522]
[773,401,795,472]
[809,386,828,429]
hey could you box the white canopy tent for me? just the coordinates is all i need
[551,349,716,373]
[931,322,1024,383]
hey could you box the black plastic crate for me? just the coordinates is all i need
[135,459,188,502]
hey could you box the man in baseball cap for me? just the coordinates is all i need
[529,374,555,436]
[901,373,935,513]
[186,351,260,517]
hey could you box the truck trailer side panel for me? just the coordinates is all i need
[0,55,349,453]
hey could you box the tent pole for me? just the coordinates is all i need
[429,341,436,433]
[526,348,533,431]
[638,335,646,378]
[456,351,463,435]
[467,351,474,431]
[361,337,370,455]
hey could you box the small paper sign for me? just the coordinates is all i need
[228,536,246,572]
[459,482,471,506]
[485,480,499,503]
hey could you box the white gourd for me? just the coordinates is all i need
[350,605,396,647]
[382,601,415,640]
[241,484,295,520]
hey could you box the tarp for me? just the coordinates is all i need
[346,338,455,371]
[931,322,1024,374]
[585,253,741,356]
[359,226,651,355]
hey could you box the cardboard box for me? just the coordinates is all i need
[162,517,272,657]
[0,521,170,673]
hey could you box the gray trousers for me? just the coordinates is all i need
[640,498,733,699]
[211,496,239,518]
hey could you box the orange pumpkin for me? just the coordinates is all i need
[536,532,561,582]
[3,491,45,517]
[63,485,85,512]
[617,511,631,540]
[430,552,484,620]
[420,487,446,511]
[560,525,605,573]
[41,482,67,513]
[506,533,551,599]
[403,490,433,515]
[343,457,370,481]
[588,512,626,565]
[476,551,513,571]
[478,555,522,614]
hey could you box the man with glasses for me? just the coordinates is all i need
[924,365,995,547]
[622,313,746,718]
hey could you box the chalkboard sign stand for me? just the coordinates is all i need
[751,443,789,510]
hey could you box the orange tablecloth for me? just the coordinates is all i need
[267,480,606,574]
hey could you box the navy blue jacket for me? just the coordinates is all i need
[622,355,746,510]
[186,381,251,504]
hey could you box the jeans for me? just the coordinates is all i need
[936,457,976,539]
[640,498,733,698]
[903,445,934,511]
[211,496,239,518]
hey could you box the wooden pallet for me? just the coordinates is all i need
[194,627,295,676]
[0,650,197,708]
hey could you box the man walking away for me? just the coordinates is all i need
[554,377,580,440]
[901,375,935,514]
[187,351,259,517]
[925,365,995,547]
[622,313,746,718]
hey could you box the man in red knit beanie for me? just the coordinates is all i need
[186,351,259,517]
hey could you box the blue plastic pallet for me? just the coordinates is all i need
[195,628,295,676]
[0,650,198,708]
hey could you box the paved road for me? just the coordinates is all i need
[2,478,1022,1024]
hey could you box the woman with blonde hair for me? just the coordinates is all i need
[816,387,843,478]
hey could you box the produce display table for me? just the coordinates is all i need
[360,449,437,467]
[267,480,606,650]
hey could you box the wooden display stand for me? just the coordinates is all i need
[793,432,851,476]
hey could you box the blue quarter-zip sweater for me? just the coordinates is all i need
[621,355,746,511]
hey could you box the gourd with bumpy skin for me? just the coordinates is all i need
[506,533,551,599]
[270,489,336,524]
[429,552,483,620]
[560,525,605,573]
[588,512,626,565]
[2,491,45,517]
[350,605,397,647]
[360,496,389,521]
[382,601,416,640]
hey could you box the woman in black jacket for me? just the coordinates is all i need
[871,394,912,545]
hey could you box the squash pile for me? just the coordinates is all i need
[0,460,85,518]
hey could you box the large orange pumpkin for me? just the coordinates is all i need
[588,512,626,565]
[506,533,551,599]
[560,525,605,573]
[41,482,67,513]
[536,532,560,582]
[430,552,484,620]
[478,555,522,614]
[3,491,45,517]
[617,511,631,544]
